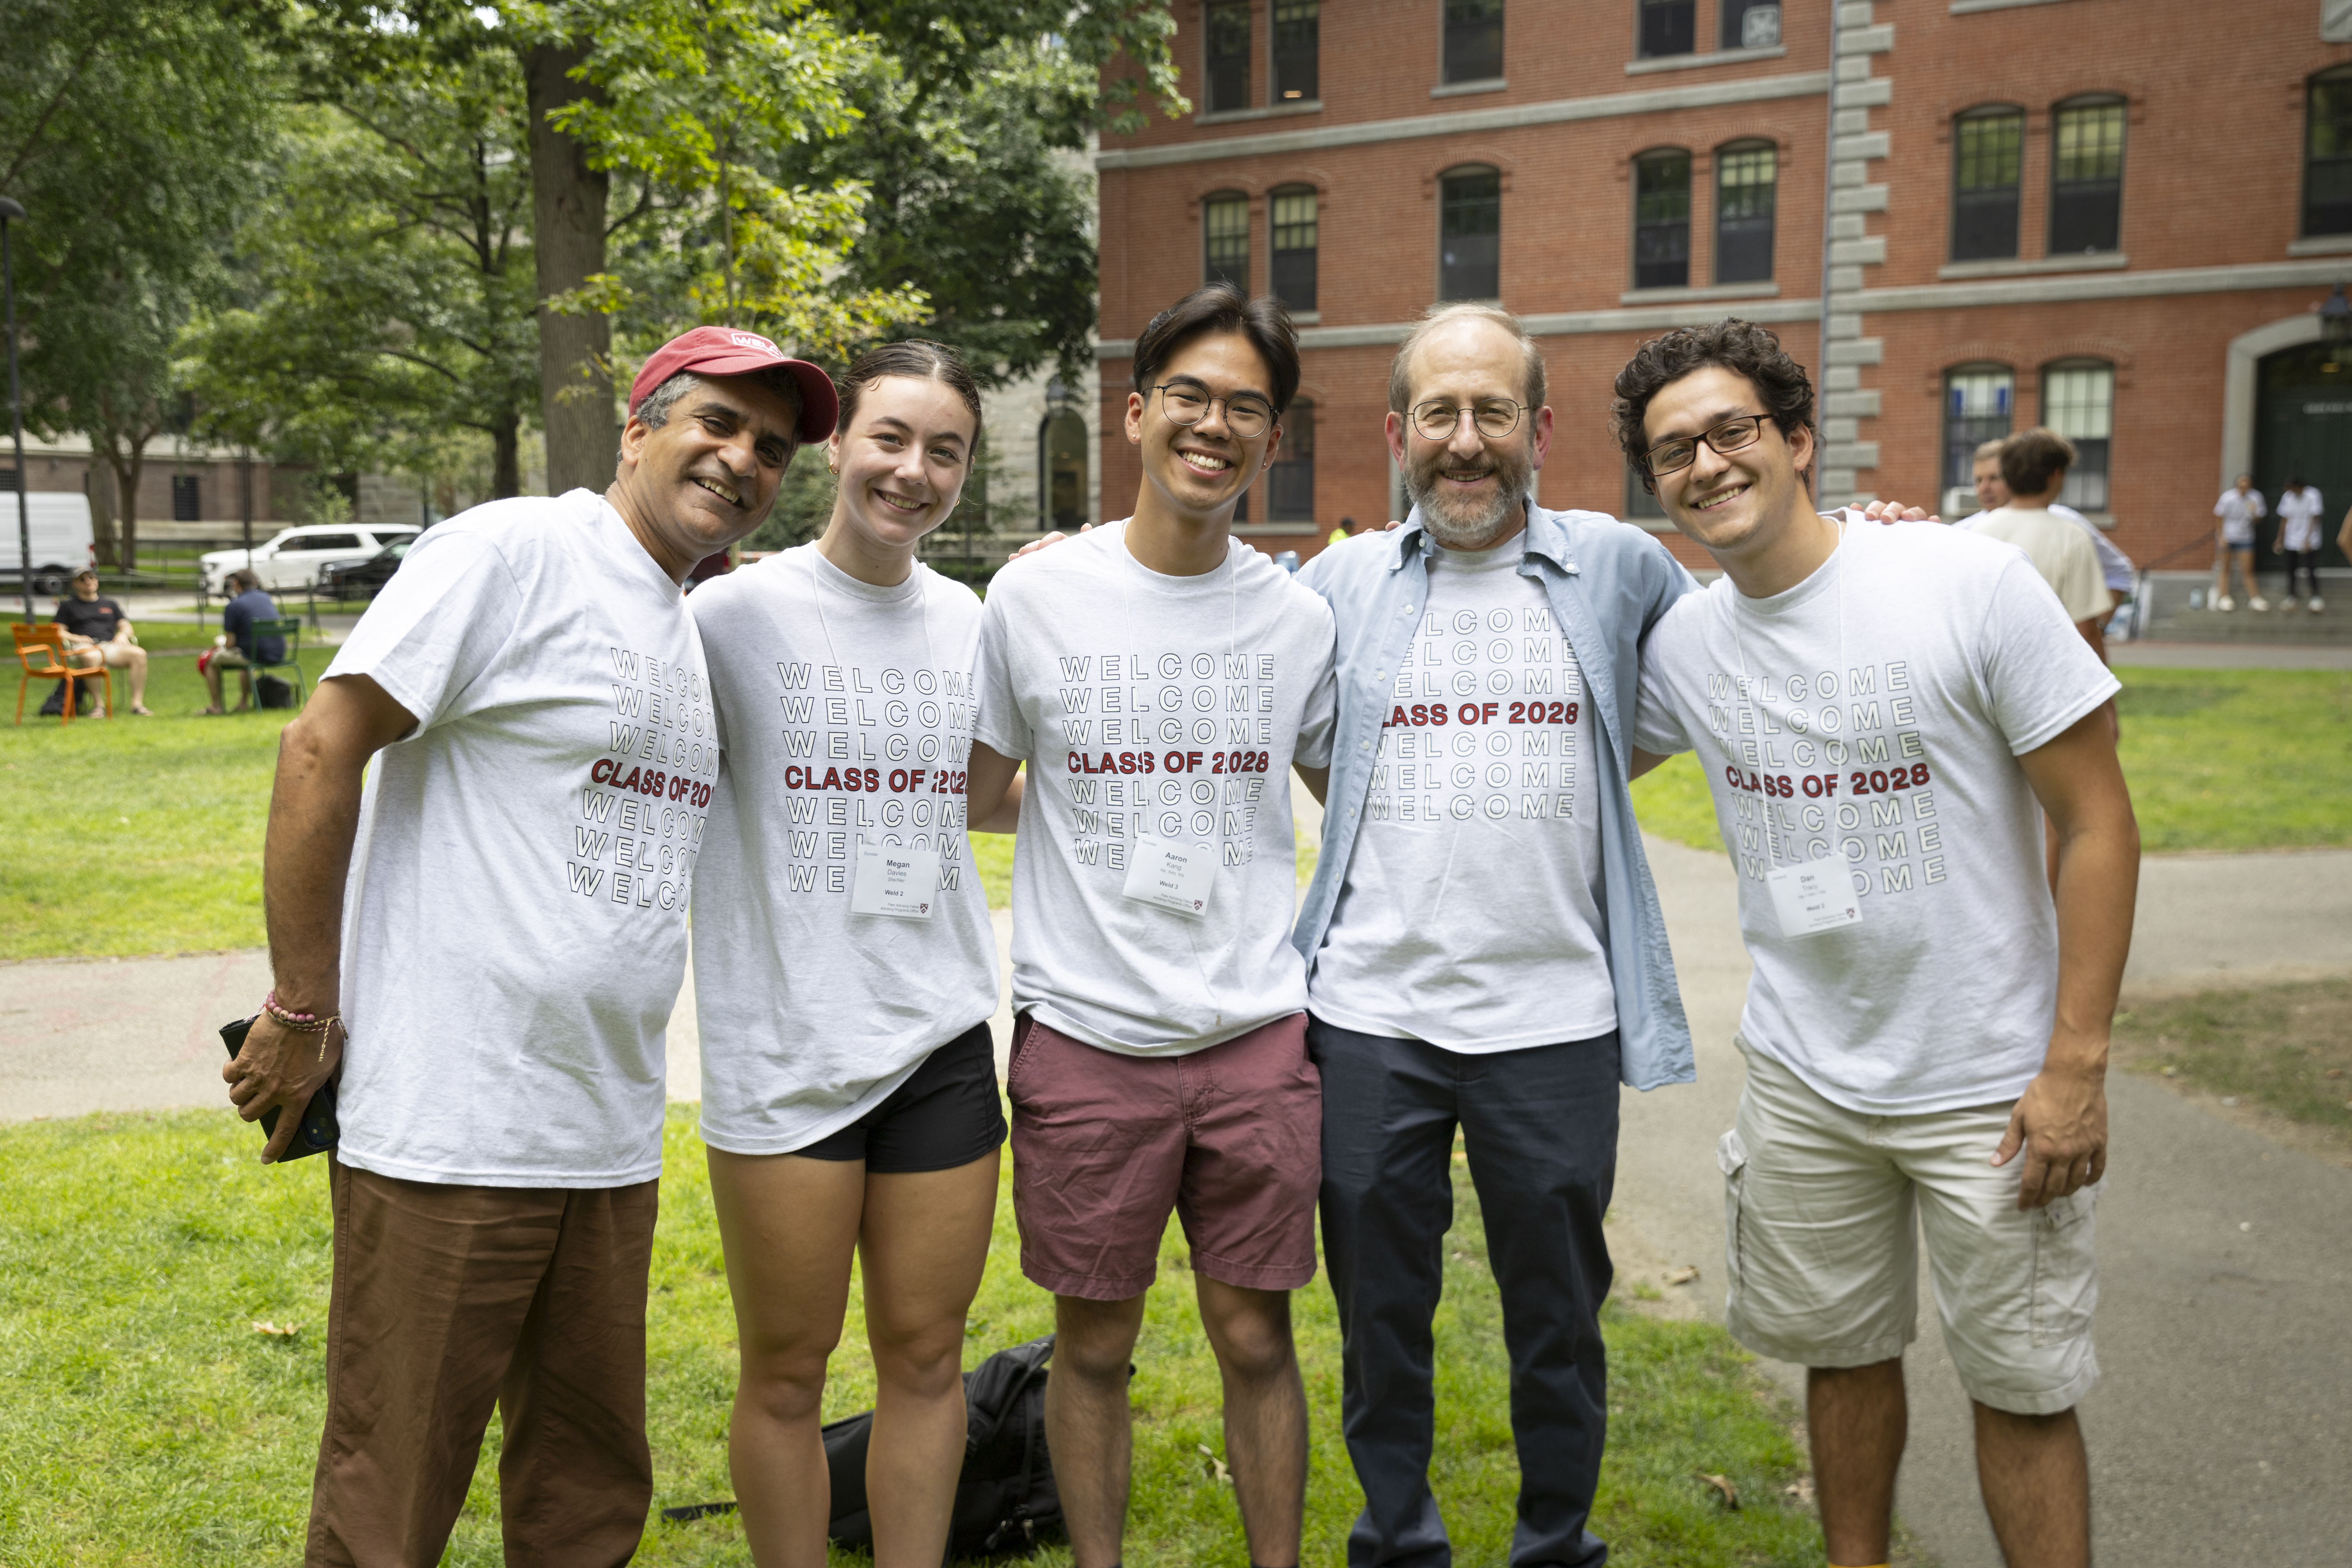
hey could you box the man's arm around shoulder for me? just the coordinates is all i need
[223,675,418,1162]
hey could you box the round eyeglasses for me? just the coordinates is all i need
[1152,383,1275,440]
[1408,398,1525,441]
[1640,413,1768,478]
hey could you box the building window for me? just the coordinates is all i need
[1206,0,1251,114]
[2049,97,2124,255]
[171,474,202,522]
[1439,167,1501,300]
[1715,141,1776,283]
[1273,0,1318,101]
[1269,399,1316,521]
[1952,106,2024,262]
[1721,0,1781,49]
[1633,149,1691,290]
[1203,192,1249,291]
[1638,0,1696,59]
[1270,186,1318,312]
[1942,365,2014,493]
[2042,360,2113,513]
[2307,67,2352,238]
[1040,409,1088,531]
[1442,0,1503,85]
[1625,466,1666,520]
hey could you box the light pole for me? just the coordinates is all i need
[1,196,28,624]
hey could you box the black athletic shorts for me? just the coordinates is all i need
[793,1021,1007,1173]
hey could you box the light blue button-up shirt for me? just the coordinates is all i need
[1291,501,1701,1090]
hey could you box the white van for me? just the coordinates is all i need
[0,492,98,596]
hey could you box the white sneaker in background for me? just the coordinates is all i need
[2217,595,2235,611]
[2251,596,2271,612]
[2313,597,2328,613]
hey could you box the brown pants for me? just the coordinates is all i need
[307,1159,661,1567]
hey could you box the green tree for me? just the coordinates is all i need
[180,53,543,498]
[0,0,272,568]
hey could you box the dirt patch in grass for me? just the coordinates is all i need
[2113,979,2352,1167]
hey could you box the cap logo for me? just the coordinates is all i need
[728,332,778,353]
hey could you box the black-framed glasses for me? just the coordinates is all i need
[1152,383,1276,439]
[1640,412,1769,477]
[1409,397,1524,441]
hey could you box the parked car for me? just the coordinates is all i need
[318,535,414,601]
[0,492,98,596]
[198,524,420,597]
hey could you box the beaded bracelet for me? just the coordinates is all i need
[263,990,344,1061]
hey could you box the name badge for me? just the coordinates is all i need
[850,843,940,920]
[1121,835,1214,919]
[1765,857,1864,939]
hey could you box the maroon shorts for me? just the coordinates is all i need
[1006,1012,1322,1301]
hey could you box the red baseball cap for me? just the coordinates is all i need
[627,326,839,443]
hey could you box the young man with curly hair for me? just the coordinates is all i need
[1615,320,2140,1568]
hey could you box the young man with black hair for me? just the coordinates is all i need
[966,282,1337,1568]
[224,326,832,1565]
[1616,320,2139,1568]
[55,567,151,715]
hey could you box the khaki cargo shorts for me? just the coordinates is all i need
[1717,1040,2100,1416]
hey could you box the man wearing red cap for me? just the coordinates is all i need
[223,326,833,1565]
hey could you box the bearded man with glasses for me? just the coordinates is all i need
[1286,301,1701,1568]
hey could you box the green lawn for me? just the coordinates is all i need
[1631,665,2352,856]
[0,1108,1826,1568]
[2113,979,2352,1135]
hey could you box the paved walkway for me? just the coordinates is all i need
[6,833,2349,1566]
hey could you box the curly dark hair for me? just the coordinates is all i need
[1610,319,1815,492]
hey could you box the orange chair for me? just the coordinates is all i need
[13,623,111,725]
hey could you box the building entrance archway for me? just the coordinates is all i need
[2253,342,2352,570]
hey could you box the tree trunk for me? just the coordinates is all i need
[523,42,614,498]
[109,443,143,575]
[88,465,118,568]
[492,409,521,500]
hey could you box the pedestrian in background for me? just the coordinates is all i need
[1961,438,2134,607]
[2211,473,2265,612]
[2274,477,2325,613]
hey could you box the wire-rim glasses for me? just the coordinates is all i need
[1152,383,1275,439]
[1409,398,1525,441]
[1640,413,1769,478]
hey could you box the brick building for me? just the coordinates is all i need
[1092,0,2352,575]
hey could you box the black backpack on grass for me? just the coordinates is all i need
[663,1333,1063,1559]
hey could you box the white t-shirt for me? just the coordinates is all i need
[1957,502,2133,594]
[687,545,999,1155]
[975,521,1338,1055]
[1966,506,2115,625]
[1631,519,2119,1115]
[324,490,716,1187]
[2276,487,2326,552]
[1308,533,1614,1051]
[2213,487,2265,544]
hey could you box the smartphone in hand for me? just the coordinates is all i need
[221,1016,341,1162]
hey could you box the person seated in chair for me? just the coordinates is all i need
[203,569,284,715]
[54,568,151,715]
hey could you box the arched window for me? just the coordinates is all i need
[1942,364,2013,495]
[1269,399,1316,521]
[2307,67,2352,237]
[2050,96,2125,255]
[1203,192,1249,290]
[1439,167,1501,300]
[1715,140,1776,283]
[1952,105,2025,262]
[1633,149,1691,290]
[1270,185,1318,312]
[1206,0,1251,113]
[1039,409,1088,531]
[2042,360,2114,513]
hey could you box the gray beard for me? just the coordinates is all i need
[1407,446,1532,549]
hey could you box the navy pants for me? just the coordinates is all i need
[1310,1017,1621,1568]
